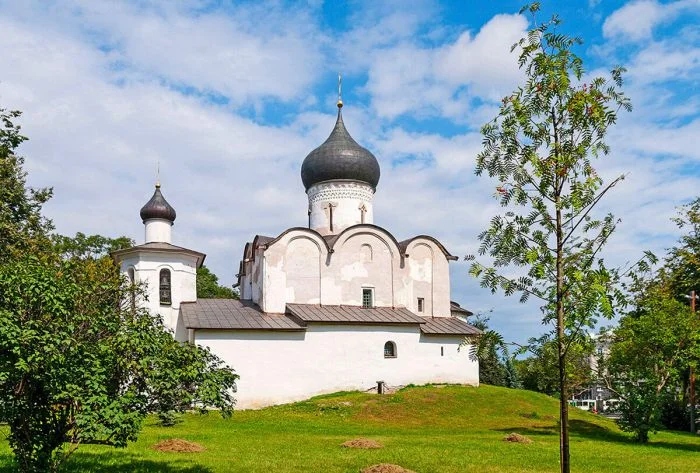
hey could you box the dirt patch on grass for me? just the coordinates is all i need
[503,432,533,444]
[152,438,205,453]
[341,438,383,449]
[361,464,416,473]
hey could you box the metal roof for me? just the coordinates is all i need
[300,107,380,190]
[450,301,474,317]
[420,317,482,336]
[287,303,425,325]
[181,299,305,331]
[140,184,176,222]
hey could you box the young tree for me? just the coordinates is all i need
[604,283,700,442]
[467,4,647,471]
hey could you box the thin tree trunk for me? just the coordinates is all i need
[554,107,570,473]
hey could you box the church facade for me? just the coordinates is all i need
[113,100,480,409]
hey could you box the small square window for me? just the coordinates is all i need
[362,288,373,308]
[417,297,424,312]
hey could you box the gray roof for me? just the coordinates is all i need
[300,106,380,190]
[181,299,304,331]
[450,301,474,316]
[140,184,176,222]
[287,303,425,325]
[420,317,482,336]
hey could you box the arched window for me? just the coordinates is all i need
[384,341,397,358]
[127,267,136,312]
[159,269,172,305]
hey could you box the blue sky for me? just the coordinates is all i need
[1,0,699,345]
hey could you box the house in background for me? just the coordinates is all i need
[571,331,617,413]
[113,99,481,409]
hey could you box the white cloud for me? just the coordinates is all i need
[603,0,699,42]
[364,13,527,121]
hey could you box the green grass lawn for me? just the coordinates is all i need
[1,385,698,472]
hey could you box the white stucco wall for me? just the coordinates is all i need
[403,239,451,317]
[144,219,173,243]
[247,227,453,317]
[307,181,375,235]
[194,324,479,409]
[118,252,198,341]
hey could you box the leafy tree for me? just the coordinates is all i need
[515,339,593,397]
[197,265,239,299]
[466,313,507,386]
[466,4,648,471]
[0,109,53,263]
[52,232,133,259]
[0,109,238,472]
[662,198,700,432]
[603,283,700,442]
[666,198,700,298]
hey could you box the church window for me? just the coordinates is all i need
[362,288,373,308]
[359,203,367,224]
[417,297,424,312]
[441,346,444,357]
[384,341,397,358]
[159,269,172,305]
[127,267,136,312]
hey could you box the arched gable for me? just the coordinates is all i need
[401,236,453,318]
[324,225,403,307]
[399,235,457,261]
[264,228,330,256]
[257,228,329,312]
[330,224,404,265]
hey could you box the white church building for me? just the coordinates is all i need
[113,99,481,409]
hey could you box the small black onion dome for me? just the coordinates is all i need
[301,107,380,191]
[140,184,176,223]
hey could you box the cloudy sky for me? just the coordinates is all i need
[1,0,699,345]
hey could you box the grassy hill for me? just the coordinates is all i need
[1,385,698,472]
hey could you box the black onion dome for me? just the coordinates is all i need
[140,184,176,223]
[301,108,380,191]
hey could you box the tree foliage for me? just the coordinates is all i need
[0,109,53,263]
[666,198,700,298]
[515,338,593,397]
[466,4,648,471]
[51,232,134,259]
[465,313,508,386]
[602,199,700,440]
[604,283,700,442]
[197,265,238,299]
[0,109,239,472]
